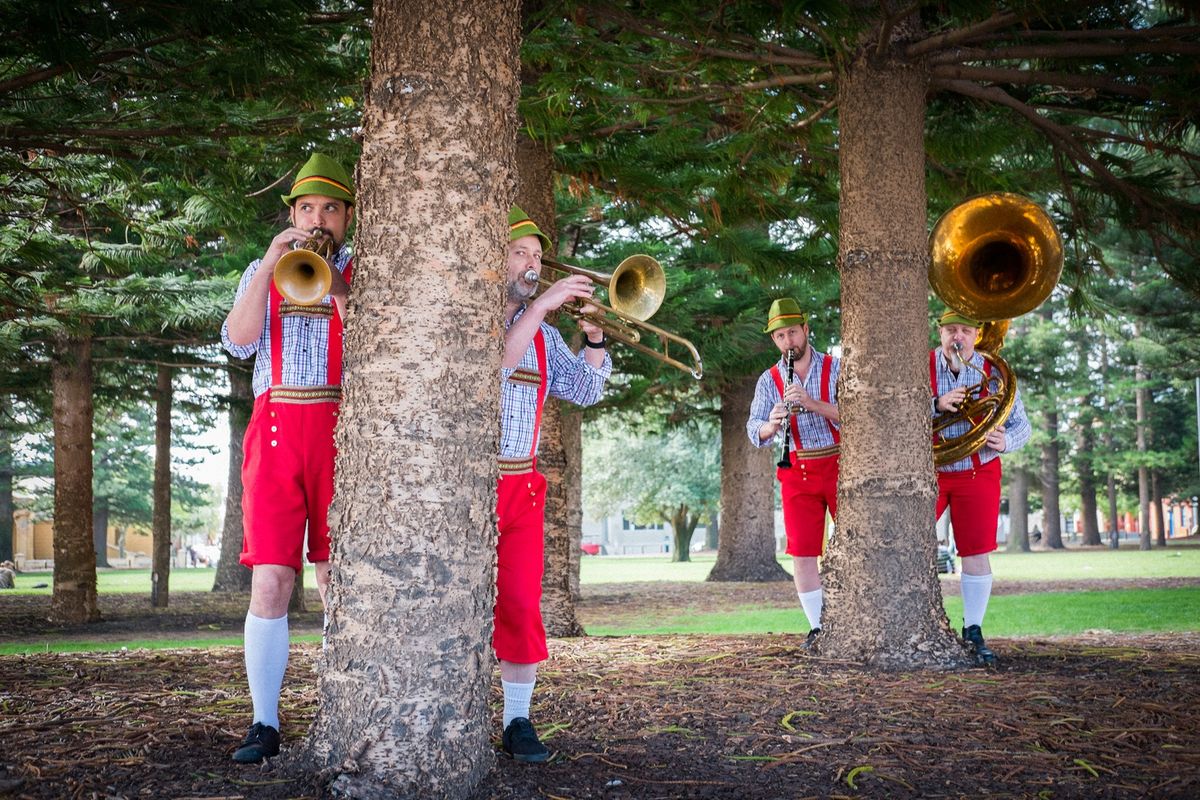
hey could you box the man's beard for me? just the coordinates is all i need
[507,278,537,305]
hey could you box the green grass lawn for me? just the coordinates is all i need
[3,543,1197,653]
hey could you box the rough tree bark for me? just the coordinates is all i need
[1006,467,1030,552]
[50,333,99,625]
[1040,409,1064,549]
[212,357,253,592]
[305,1,520,796]
[151,365,173,608]
[820,41,966,668]
[707,376,788,582]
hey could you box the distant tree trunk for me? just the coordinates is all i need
[820,45,964,668]
[213,357,253,592]
[306,0,519,794]
[516,134,584,637]
[670,504,697,563]
[1152,471,1166,547]
[1135,348,1152,550]
[1100,335,1121,549]
[705,513,719,550]
[1005,467,1030,552]
[1076,415,1102,546]
[150,365,173,608]
[289,567,307,613]
[0,394,13,562]
[50,333,99,625]
[708,376,788,582]
[1040,410,1064,549]
[92,497,110,568]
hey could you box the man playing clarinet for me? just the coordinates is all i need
[746,298,841,649]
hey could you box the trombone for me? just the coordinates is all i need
[525,255,704,379]
[273,229,336,305]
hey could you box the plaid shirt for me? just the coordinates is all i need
[746,347,841,451]
[500,306,611,459]
[931,348,1031,472]
[220,245,353,398]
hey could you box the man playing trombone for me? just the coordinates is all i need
[931,309,1031,666]
[496,207,611,762]
[746,298,841,649]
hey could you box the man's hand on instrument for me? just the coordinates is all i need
[263,226,319,271]
[985,425,1007,452]
[576,304,603,341]
[768,401,790,425]
[783,383,812,412]
[936,386,969,413]
[533,274,594,314]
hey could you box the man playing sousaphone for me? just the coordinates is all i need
[221,152,355,763]
[931,309,1031,666]
[746,298,841,649]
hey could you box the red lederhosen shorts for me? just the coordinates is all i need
[777,452,839,557]
[239,391,339,571]
[935,457,1001,557]
[493,466,549,664]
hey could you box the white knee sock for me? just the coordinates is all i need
[502,679,535,727]
[244,612,289,729]
[797,588,824,630]
[960,572,993,629]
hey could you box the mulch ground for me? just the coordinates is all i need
[2,580,1199,799]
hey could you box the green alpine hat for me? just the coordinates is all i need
[763,298,808,334]
[281,153,355,207]
[937,309,981,328]
[509,206,552,251]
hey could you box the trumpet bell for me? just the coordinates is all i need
[929,193,1062,322]
[274,249,333,306]
[609,254,666,322]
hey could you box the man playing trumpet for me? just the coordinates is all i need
[221,152,355,763]
[746,298,841,648]
[496,207,611,762]
[931,309,1031,666]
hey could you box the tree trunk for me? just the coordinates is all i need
[0,394,13,562]
[1076,415,1102,546]
[151,365,173,608]
[1151,471,1166,547]
[50,333,99,625]
[516,133,585,637]
[289,567,307,614]
[213,357,253,592]
[93,497,110,568]
[1005,467,1030,552]
[821,48,963,668]
[1040,410,1064,549]
[1135,349,1152,550]
[708,376,788,582]
[1101,335,1121,549]
[306,1,519,796]
[670,505,696,563]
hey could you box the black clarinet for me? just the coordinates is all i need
[777,348,796,469]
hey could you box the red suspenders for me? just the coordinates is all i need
[770,353,838,450]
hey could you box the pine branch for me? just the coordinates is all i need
[905,11,1023,57]
[930,40,1200,64]
[931,64,1155,99]
[0,34,186,95]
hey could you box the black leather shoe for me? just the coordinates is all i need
[502,717,550,763]
[962,624,997,667]
[802,627,821,650]
[232,722,280,764]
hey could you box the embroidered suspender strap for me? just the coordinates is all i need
[269,277,285,387]
[326,260,351,386]
[529,329,548,458]
[819,354,839,444]
[769,365,803,450]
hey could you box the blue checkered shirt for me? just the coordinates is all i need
[747,348,841,451]
[220,245,353,398]
[500,307,611,459]
[931,349,1031,472]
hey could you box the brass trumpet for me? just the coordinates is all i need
[273,229,336,305]
[929,193,1062,465]
[524,255,703,379]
